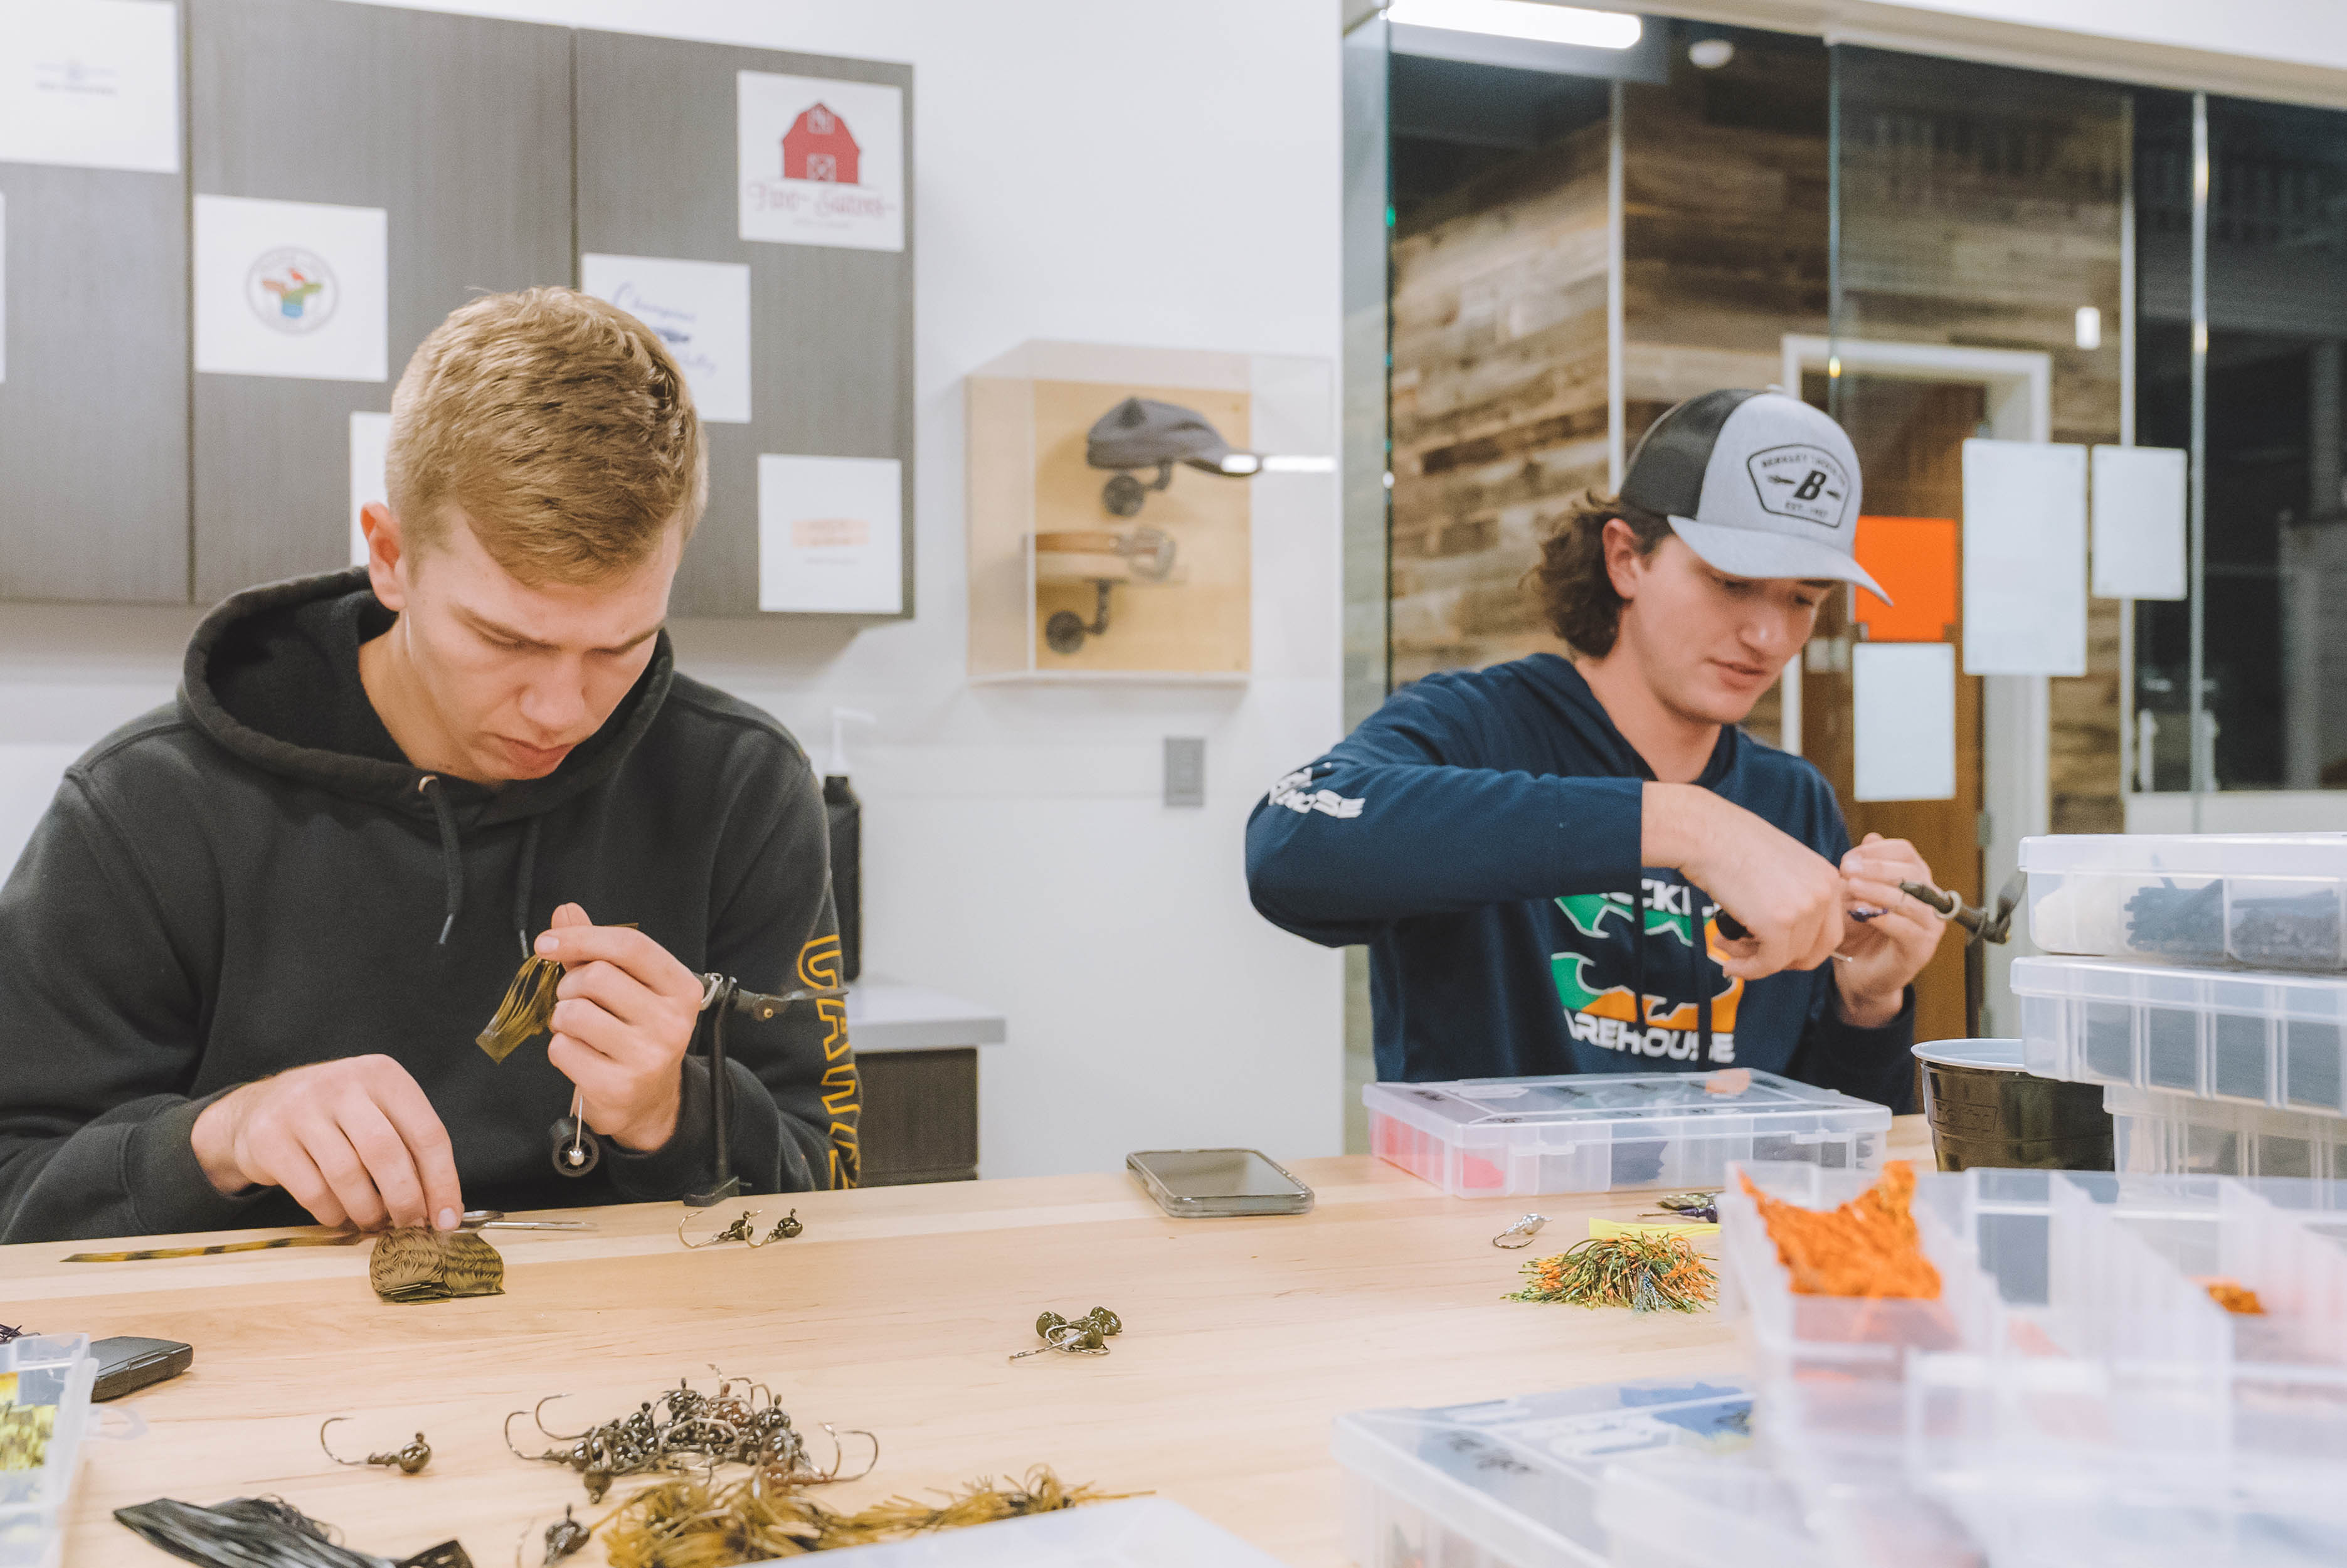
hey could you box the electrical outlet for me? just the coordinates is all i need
[1163,737,1205,808]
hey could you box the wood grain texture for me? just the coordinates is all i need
[14,1126,1931,1565]
[1388,119,1609,683]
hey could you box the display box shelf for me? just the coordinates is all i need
[963,341,1330,681]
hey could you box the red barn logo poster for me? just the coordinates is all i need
[738,72,903,252]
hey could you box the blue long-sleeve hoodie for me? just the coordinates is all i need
[1246,654,1915,1111]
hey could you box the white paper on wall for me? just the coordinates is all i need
[349,410,391,568]
[580,254,751,424]
[737,72,904,252]
[193,194,388,383]
[758,454,903,613]
[1853,641,1957,802]
[0,0,181,173]
[1962,438,2088,677]
[2090,444,2188,600]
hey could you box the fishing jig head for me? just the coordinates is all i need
[321,1417,431,1475]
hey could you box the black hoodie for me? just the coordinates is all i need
[0,570,857,1243]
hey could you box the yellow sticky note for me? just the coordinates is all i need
[1590,1217,1719,1240]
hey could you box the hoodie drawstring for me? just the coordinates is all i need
[1697,909,1714,1065]
[419,775,464,946]
[512,816,543,959]
[1632,879,1648,1041]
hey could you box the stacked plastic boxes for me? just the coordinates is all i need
[1720,1160,2347,1568]
[1362,1069,1889,1197]
[2014,833,2347,1176]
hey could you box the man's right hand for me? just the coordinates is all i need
[189,1056,462,1232]
[1643,781,1845,980]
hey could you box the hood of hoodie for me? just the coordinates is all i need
[179,567,676,829]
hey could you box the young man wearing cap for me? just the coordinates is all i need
[0,288,856,1244]
[1246,389,1945,1109]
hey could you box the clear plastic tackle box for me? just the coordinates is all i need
[2011,952,2347,1115]
[2106,1083,2347,1179]
[1332,1379,1767,1568]
[2023,832,2347,971]
[0,1334,96,1568]
[1364,1069,1889,1198]
[1720,1161,2347,1565]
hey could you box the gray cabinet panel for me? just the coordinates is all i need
[189,0,573,605]
[0,162,188,603]
[575,33,914,619]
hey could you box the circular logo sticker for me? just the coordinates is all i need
[245,246,337,335]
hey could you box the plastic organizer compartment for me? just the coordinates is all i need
[1593,1447,1821,1568]
[2022,832,2347,971]
[2108,1084,2347,1179]
[1332,1379,1764,1568]
[812,1498,1286,1565]
[1720,1161,2347,1554]
[1363,1069,1888,1198]
[2012,953,2347,1115]
[0,1333,96,1568]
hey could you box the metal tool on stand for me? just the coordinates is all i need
[680,974,848,1207]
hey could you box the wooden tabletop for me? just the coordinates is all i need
[9,1116,1932,1566]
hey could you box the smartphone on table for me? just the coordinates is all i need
[1126,1148,1314,1217]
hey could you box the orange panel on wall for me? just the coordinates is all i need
[1853,515,1958,642]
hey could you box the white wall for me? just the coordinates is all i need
[0,0,1347,1179]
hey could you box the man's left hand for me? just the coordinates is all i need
[537,903,705,1152]
[1834,834,1946,1028]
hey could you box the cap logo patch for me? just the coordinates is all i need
[1746,443,1851,529]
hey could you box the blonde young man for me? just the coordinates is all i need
[0,289,856,1244]
[1248,391,1944,1110]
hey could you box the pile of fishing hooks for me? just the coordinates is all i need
[506,1372,876,1501]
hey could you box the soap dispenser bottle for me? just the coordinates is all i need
[824,709,876,982]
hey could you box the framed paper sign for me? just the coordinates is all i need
[736,71,905,252]
[758,454,904,614]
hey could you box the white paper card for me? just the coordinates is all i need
[1962,438,2088,676]
[0,0,181,173]
[2090,444,2188,601]
[580,254,751,424]
[738,72,904,251]
[758,455,903,613]
[194,195,388,382]
[349,410,391,568]
[1853,642,1957,802]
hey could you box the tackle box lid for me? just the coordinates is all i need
[1363,1069,1887,1140]
[1331,1379,1759,1568]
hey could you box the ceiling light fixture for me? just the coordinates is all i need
[1385,0,1642,51]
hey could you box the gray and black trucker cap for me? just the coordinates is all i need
[1619,389,1886,601]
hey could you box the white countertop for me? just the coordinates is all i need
[843,977,1007,1054]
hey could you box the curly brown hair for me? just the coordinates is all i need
[1531,492,1675,659]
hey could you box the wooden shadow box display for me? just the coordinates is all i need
[966,341,1327,682]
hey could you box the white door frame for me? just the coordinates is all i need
[1780,334,2055,1039]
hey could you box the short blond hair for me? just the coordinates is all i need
[386,287,706,585]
